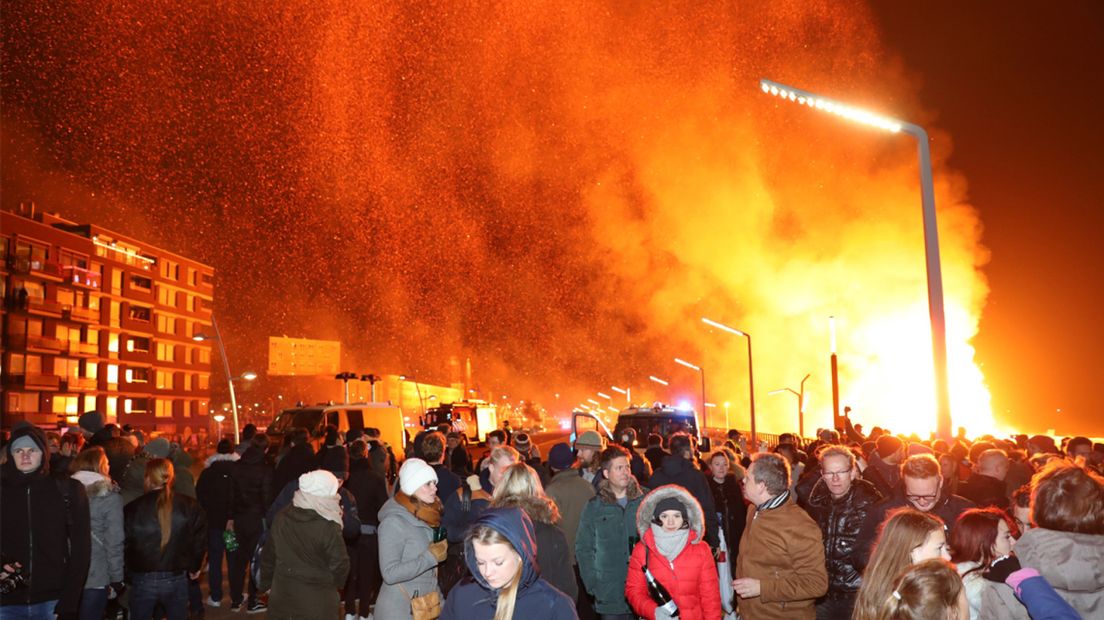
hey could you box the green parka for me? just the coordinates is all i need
[259,505,350,620]
[575,477,647,615]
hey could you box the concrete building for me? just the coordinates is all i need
[1,203,214,435]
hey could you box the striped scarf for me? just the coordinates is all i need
[753,490,790,519]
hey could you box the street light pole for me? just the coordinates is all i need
[701,317,756,442]
[759,78,952,441]
[209,315,240,443]
[769,373,811,437]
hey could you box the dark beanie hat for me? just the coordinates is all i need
[320,445,349,476]
[652,496,688,524]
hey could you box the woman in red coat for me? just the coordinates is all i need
[626,484,722,620]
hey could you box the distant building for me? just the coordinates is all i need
[1,203,214,434]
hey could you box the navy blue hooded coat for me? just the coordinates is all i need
[441,507,577,620]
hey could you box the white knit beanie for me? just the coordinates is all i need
[399,458,438,496]
[299,469,340,497]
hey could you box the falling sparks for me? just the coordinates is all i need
[2,1,998,435]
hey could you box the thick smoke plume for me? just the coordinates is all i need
[1,0,993,434]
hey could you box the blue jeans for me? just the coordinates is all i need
[129,572,188,620]
[78,587,109,620]
[0,600,59,619]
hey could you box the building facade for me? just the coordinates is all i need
[2,204,214,435]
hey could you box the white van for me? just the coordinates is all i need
[266,403,407,460]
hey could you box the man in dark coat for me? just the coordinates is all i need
[855,453,975,571]
[422,431,461,502]
[643,433,668,473]
[958,448,1010,509]
[0,424,91,618]
[801,445,883,619]
[647,432,719,549]
[229,434,274,613]
[195,439,240,609]
[341,440,389,619]
[861,435,905,497]
[272,428,315,494]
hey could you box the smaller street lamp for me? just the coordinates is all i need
[610,385,632,406]
[674,357,708,429]
[769,373,811,438]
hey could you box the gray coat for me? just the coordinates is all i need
[375,497,441,620]
[77,474,125,588]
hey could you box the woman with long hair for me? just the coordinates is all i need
[875,559,968,620]
[258,469,350,620]
[949,508,1016,619]
[375,458,448,620]
[70,447,125,620]
[442,507,576,620]
[625,485,722,620]
[706,448,747,567]
[490,462,577,599]
[123,458,206,620]
[853,509,949,620]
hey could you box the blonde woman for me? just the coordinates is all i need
[853,509,948,620]
[442,507,576,620]
[123,458,206,620]
[70,447,124,620]
[875,559,968,620]
[491,462,576,598]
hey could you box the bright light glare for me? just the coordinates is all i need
[760,79,903,134]
[677,400,692,410]
[673,357,701,372]
[241,371,258,381]
[701,317,746,337]
[649,375,669,386]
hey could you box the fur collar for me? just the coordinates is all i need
[596,476,645,504]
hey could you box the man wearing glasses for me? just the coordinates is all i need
[802,446,883,620]
[854,453,975,571]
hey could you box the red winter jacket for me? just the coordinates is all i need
[626,526,722,620]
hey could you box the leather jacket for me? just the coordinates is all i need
[803,477,882,595]
[123,490,207,574]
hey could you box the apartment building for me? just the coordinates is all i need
[1,204,214,434]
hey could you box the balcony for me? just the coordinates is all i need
[3,334,67,352]
[62,265,102,290]
[66,305,100,323]
[26,297,65,317]
[5,373,61,390]
[7,257,64,281]
[68,341,100,356]
[64,377,99,391]
[119,347,154,364]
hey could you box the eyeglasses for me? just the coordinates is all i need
[906,494,939,503]
[822,470,851,479]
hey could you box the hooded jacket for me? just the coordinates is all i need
[231,444,274,523]
[802,477,882,596]
[0,425,91,615]
[441,507,577,620]
[259,504,350,620]
[647,453,719,548]
[195,452,239,529]
[979,527,1104,620]
[625,485,722,620]
[73,472,125,589]
[576,477,647,614]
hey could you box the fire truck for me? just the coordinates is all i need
[420,400,498,443]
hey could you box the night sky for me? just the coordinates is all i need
[3,1,1100,436]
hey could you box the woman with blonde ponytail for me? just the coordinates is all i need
[874,559,968,620]
[441,507,576,620]
[124,458,207,620]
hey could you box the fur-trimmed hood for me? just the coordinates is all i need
[635,484,705,540]
[204,452,240,468]
[72,470,118,497]
[596,476,646,504]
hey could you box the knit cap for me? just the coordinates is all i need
[299,470,340,497]
[399,458,438,496]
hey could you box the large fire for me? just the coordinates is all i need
[1,1,998,436]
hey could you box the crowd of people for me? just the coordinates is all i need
[1,409,1102,620]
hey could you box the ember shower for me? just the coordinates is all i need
[1,1,997,434]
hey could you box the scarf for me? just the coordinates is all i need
[757,489,790,512]
[293,489,343,527]
[651,523,690,563]
[395,490,443,527]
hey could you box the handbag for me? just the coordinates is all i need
[399,584,441,620]
[716,525,737,618]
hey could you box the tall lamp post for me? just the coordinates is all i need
[673,357,708,429]
[701,317,756,441]
[193,316,255,443]
[769,373,811,438]
[759,78,952,441]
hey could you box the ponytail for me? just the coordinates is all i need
[144,458,176,551]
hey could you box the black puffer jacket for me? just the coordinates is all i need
[196,453,238,529]
[124,489,207,574]
[0,425,91,615]
[803,478,882,596]
[231,445,274,523]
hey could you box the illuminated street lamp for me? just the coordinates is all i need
[213,414,225,440]
[769,373,811,438]
[193,316,253,443]
[759,78,952,440]
[674,357,708,429]
[701,317,756,441]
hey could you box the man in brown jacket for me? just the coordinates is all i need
[734,453,828,619]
